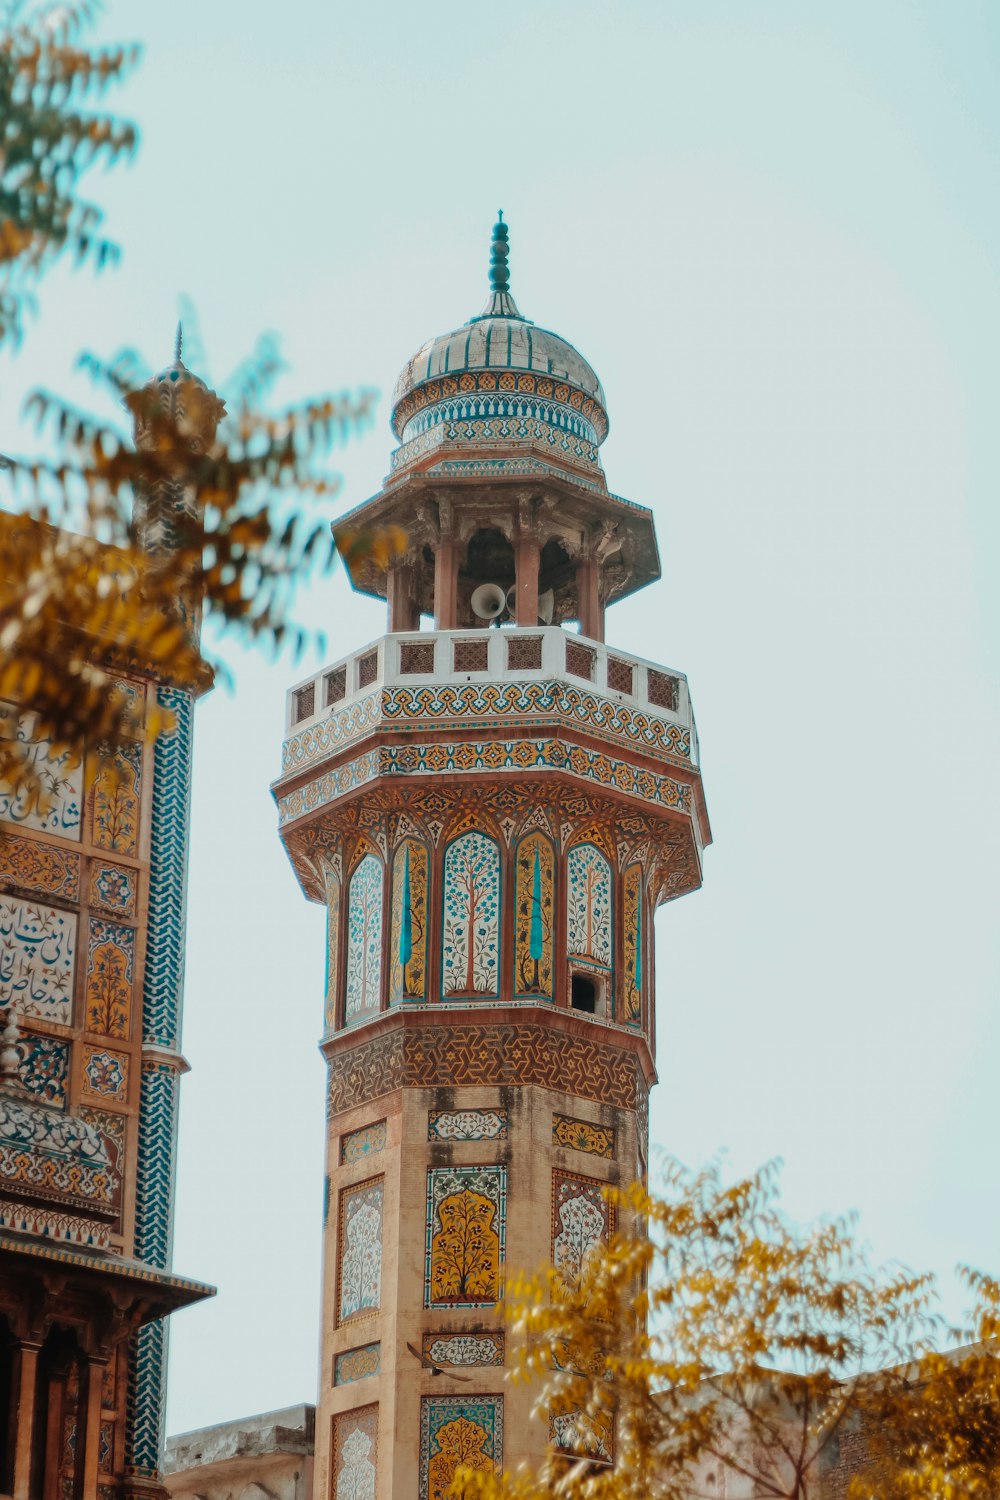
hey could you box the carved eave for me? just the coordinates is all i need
[333,457,661,613]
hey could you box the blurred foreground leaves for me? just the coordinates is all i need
[453,1159,1000,1500]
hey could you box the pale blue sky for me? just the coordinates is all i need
[1,0,998,1437]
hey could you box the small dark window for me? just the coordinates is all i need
[571,975,597,1014]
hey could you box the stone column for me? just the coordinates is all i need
[577,553,604,641]
[514,501,540,626]
[387,559,418,632]
[11,1340,40,1500]
[80,1357,107,1500]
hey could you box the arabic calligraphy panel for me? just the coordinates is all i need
[0,708,83,841]
[0,896,76,1024]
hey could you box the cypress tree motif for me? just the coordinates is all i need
[399,844,413,990]
[529,847,544,989]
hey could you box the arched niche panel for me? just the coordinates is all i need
[566,842,613,974]
[513,832,555,1001]
[440,831,501,1000]
[389,839,429,1002]
[621,863,643,1026]
[344,853,384,1024]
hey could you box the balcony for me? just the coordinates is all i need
[280,627,700,782]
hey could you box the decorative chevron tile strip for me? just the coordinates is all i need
[142,687,194,1049]
[125,1317,167,1477]
[126,684,195,1480]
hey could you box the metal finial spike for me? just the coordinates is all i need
[497,209,503,223]
[489,212,510,294]
[174,321,183,364]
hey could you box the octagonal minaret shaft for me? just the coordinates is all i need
[274,218,710,1500]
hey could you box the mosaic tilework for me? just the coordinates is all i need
[423,1332,504,1368]
[81,1045,128,1102]
[622,863,643,1026]
[389,839,428,1002]
[340,1120,386,1165]
[278,738,693,829]
[345,855,383,1024]
[552,1115,616,1160]
[401,393,600,447]
[393,413,600,471]
[85,918,134,1039]
[0,1199,111,1248]
[0,833,80,902]
[427,1110,507,1142]
[0,896,76,1023]
[90,742,141,855]
[419,1395,503,1500]
[332,1404,377,1500]
[567,843,613,972]
[552,1170,614,1281]
[334,1343,380,1386]
[89,862,137,918]
[551,1409,614,1465]
[329,1023,643,1116]
[281,679,692,777]
[441,832,500,999]
[324,875,340,1032]
[425,1165,506,1309]
[394,366,608,438]
[338,1176,384,1324]
[126,1058,179,1476]
[514,832,554,1000]
[0,1094,120,1208]
[15,1033,68,1105]
[0,709,83,839]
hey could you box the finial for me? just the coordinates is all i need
[489,212,510,294]
[174,321,183,365]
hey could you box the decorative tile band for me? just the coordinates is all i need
[427,1109,508,1142]
[391,415,600,473]
[393,366,607,441]
[552,1114,616,1160]
[278,737,691,827]
[0,1197,111,1248]
[0,833,80,902]
[281,678,691,775]
[333,1342,381,1385]
[423,1331,504,1368]
[329,1023,644,1118]
[340,1120,387,1165]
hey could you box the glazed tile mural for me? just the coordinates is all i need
[89,863,137,918]
[427,1109,507,1142]
[334,1343,380,1385]
[513,832,554,1000]
[422,1332,504,1367]
[0,834,79,902]
[0,708,83,839]
[425,1165,506,1308]
[90,741,141,855]
[15,1033,69,1105]
[81,1045,128,1102]
[389,839,428,1001]
[566,843,613,972]
[332,1403,377,1500]
[441,832,500,999]
[338,1176,384,1323]
[551,1409,614,1465]
[0,896,76,1024]
[340,1120,386,1165]
[419,1395,502,1500]
[552,1114,615,1160]
[622,863,643,1025]
[345,855,383,1023]
[552,1170,614,1280]
[324,876,340,1032]
[85,918,134,1039]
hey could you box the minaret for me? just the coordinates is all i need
[273,218,711,1498]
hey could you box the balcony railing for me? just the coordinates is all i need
[283,627,699,772]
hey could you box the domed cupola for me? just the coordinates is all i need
[390,214,610,459]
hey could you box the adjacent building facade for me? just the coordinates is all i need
[0,347,221,1500]
[272,216,711,1497]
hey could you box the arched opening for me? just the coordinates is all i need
[463,528,514,626]
[33,1326,85,1500]
[0,1315,13,1493]
[570,974,597,1014]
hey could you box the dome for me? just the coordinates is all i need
[390,215,609,449]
